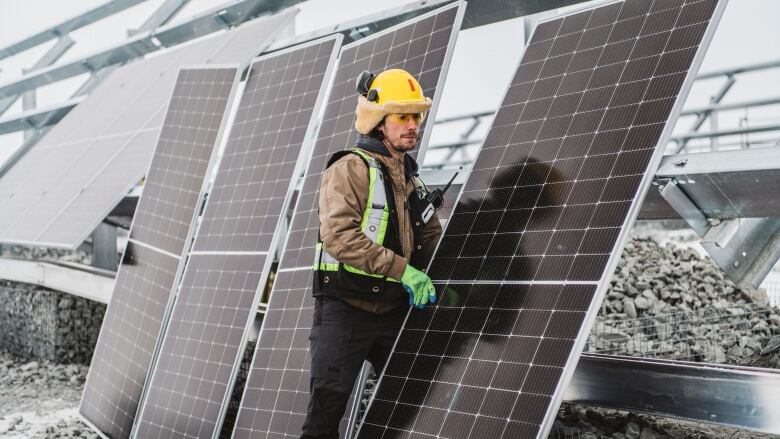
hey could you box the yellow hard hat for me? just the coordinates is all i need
[354,69,432,135]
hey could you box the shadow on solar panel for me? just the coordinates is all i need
[357,0,727,438]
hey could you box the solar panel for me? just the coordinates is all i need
[132,35,342,439]
[232,4,465,438]
[0,10,295,249]
[357,1,726,438]
[79,66,241,439]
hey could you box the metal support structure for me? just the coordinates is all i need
[0,0,190,179]
[701,217,780,289]
[0,0,148,61]
[347,362,373,437]
[72,0,191,97]
[0,98,83,135]
[673,75,735,153]
[0,36,75,117]
[566,353,780,436]
[91,221,118,271]
[657,179,709,235]
[680,95,780,116]
[670,122,780,142]
[0,257,114,303]
[0,0,271,100]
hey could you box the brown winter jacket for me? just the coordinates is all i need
[318,138,442,313]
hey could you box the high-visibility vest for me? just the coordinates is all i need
[315,148,396,273]
[313,148,407,301]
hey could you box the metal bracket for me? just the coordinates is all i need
[701,217,780,289]
[658,178,709,235]
[657,177,780,290]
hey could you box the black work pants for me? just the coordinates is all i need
[300,296,406,439]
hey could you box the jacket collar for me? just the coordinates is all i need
[355,134,419,179]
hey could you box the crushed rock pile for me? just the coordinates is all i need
[587,237,779,364]
[601,237,767,320]
[0,244,92,265]
[553,404,778,439]
[725,334,780,369]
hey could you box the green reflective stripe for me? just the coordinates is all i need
[352,148,389,245]
[361,166,378,239]
[314,148,397,283]
[315,242,339,271]
[313,242,321,269]
[376,208,389,245]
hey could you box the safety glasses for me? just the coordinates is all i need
[386,113,423,124]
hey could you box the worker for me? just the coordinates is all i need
[302,68,443,439]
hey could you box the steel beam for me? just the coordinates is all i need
[639,148,780,218]
[0,36,75,117]
[697,58,780,80]
[671,123,780,142]
[673,75,735,153]
[68,0,190,97]
[680,95,780,116]
[0,0,148,61]
[92,222,118,271]
[0,257,114,303]
[0,98,82,134]
[566,353,780,436]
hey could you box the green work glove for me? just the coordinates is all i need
[400,264,437,309]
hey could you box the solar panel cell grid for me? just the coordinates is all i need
[358,0,723,438]
[80,241,180,438]
[131,67,239,256]
[79,67,239,439]
[233,4,464,439]
[134,253,267,439]
[133,36,341,439]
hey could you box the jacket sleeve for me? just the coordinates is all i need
[420,211,443,269]
[319,156,408,281]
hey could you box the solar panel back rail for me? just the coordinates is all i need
[357,0,727,438]
[231,3,466,438]
[79,66,241,439]
[132,35,342,439]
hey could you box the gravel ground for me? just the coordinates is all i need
[3,230,779,437]
[552,404,780,439]
[0,351,94,438]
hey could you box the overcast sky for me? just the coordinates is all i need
[0,0,778,162]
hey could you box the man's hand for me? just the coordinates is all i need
[401,265,436,309]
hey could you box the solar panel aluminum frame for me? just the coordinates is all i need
[410,0,467,168]
[131,35,343,439]
[209,34,344,439]
[60,12,297,250]
[226,34,348,438]
[343,0,468,432]
[234,3,467,437]
[356,1,729,437]
[79,64,242,439]
[13,10,297,250]
[535,1,729,437]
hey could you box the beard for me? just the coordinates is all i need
[387,131,419,152]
